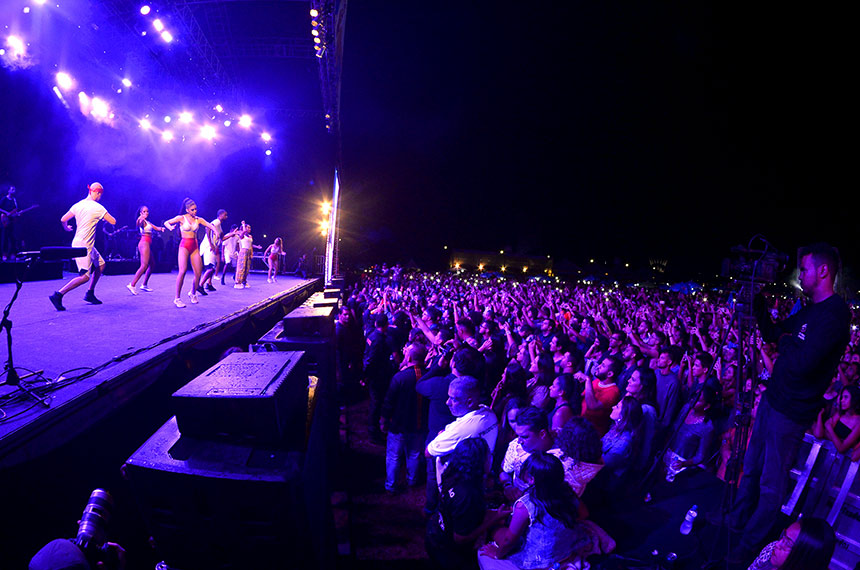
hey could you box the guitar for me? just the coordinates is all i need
[0,204,40,227]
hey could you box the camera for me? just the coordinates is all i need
[72,489,120,569]
[724,244,789,315]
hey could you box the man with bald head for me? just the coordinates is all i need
[426,375,498,487]
[49,182,117,311]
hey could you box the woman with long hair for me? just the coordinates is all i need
[426,438,510,570]
[625,366,659,470]
[527,352,555,411]
[555,416,604,497]
[601,397,644,488]
[163,198,217,308]
[126,205,164,294]
[478,451,589,569]
[547,374,578,433]
[491,361,529,413]
[814,384,860,453]
[264,236,283,283]
[747,517,835,570]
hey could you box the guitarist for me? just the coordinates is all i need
[0,185,20,260]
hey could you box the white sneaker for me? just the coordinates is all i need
[267,278,273,283]
[140,284,153,292]
[234,283,244,289]
[174,298,186,308]
[187,291,199,304]
[244,283,250,289]
[126,284,138,295]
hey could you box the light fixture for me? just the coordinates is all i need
[238,114,252,128]
[122,78,132,88]
[56,72,74,91]
[140,5,151,15]
[261,132,271,142]
[152,19,164,32]
[161,31,173,43]
[161,130,174,142]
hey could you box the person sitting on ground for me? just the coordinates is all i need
[425,438,511,570]
[478,452,591,569]
[746,517,835,570]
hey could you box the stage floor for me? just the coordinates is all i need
[0,270,317,464]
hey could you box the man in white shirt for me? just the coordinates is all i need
[49,183,116,311]
[199,209,230,293]
[426,375,498,487]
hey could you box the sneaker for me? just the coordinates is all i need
[220,277,226,286]
[196,286,208,296]
[267,277,273,284]
[139,285,153,292]
[126,284,138,295]
[205,283,217,292]
[187,291,199,304]
[174,298,186,308]
[244,283,250,289]
[234,283,244,289]
[49,292,66,311]
[83,290,102,305]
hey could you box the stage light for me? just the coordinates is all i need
[179,111,193,124]
[56,72,74,91]
[6,36,25,58]
[161,130,173,141]
[214,104,223,112]
[161,31,173,43]
[139,118,152,130]
[34,0,46,5]
[311,29,319,37]
[0,49,4,56]
[522,266,528,273]
[321,201,331,215]
[501,266,506,272]
[140,5,150,15]
[310,8,319,17]
[200,124,216,140]
[311,20,319,27]
[265,149,272,156]
[313,37,321,44]
[261,132,271,142]
[163,115,171,123]
[90,97,109,119]
[223,119,231,127]
[23,7,31,13]
[153,19,164,32]
[122,78,132,88]
[238,114,252,128]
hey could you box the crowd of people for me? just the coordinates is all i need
[336,249,857,569]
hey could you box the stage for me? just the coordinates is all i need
[0,271,319,468]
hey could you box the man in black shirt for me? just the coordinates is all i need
[0,185,20,260]
[724,243,850,563]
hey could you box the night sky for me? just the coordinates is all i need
[0,1,854,278]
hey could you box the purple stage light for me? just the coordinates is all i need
[265,149,272,156]
[139,118,151,129]
[140,5,151,15]
[162,130,173,142]
[223,119,231,127]
[164,115,171,123]
[161,31,173,43]
[56,72,74,90]
[200,124,216,141]
[6,36,26,58]
[23,7,31,13]
[214,104,223,112]
[238,114,252,128]
[122,78,132,88]
[179,111,193,124]
[261,132,272,142]
[153,19,164,32]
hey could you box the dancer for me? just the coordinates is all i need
[233,223,261,289]
[200,209,233,293]
[219,223,240,286]
[264,237,283,283]
[163,198,217,308]
[127,206,165,294]
[49,182,117,311]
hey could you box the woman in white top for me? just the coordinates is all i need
[163,198,217,308]
[127,205,165,295]
[233,223,261,288]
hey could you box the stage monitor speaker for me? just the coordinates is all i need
[171,351,308,446]
[253,321,335,389]
[323,288,340,300]
[124,416,331,570]
[312,297,339,309]
[281,305,334,337]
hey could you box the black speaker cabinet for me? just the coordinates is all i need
[281,305,334,337]
[252,322,334,390]
[124,417,332,569]
[171,351,308,446]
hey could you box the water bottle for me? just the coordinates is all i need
[680,504,698,535]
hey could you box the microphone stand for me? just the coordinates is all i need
[1,253,50,407]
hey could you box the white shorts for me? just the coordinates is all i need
[74,246,104,274]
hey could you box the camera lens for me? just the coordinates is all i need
[76,489,114,550]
